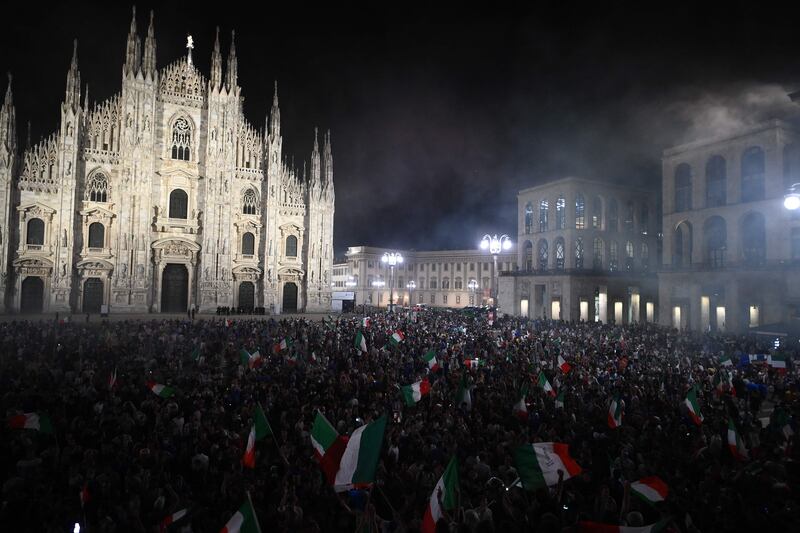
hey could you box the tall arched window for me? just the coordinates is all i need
[242,232,255,255]
[539,199,549,232]
[741,147,765,202]
[169,189,188,219]
[285,235,298,257]
[171,117,192,161]
[625,241,634,271]
[706,155,727,207]
[640,205,649,235]
[704,216,727,268]
[242,189,258,215]
[609,241,618,271]
[674,163,692,212]
[608,200,618,232]
[673,222,693,267]
[575,194,585,229]
[555,196,566,229]
[575,238,584,269]
[524,203,534,234]
[86,172,109,202]
[538,239,549,270]
[784,143,800,190]
[641,242,650,270]
[741,212,766,265]
[26,218,44,245]
[593,237,604,270]
[442,277,450,289]
[624,201,634,232]
[88,222,105,249]
[591,196,602,229]
[524,241,533,271]
[555,238,565,270]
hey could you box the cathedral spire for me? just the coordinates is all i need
[323,129,333,187]
[142,10,157,78]
[225,30,238,91]
[0,73,16,152]
[210,26,222,90]
[83,83,89,111]
[310,126,320,185]
[64,39,81,110]
[269,81,280,138]
[26,120,31,149]
[124,6,141,75]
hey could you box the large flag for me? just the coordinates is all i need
[558,355,572,374]
[423,349,440,372]
[354,330,367,352]
[684,387,703,426]
[334,415,387,492]
[768,354,787,373]
[389,330,405,346]
[401,378,431,406]
[630,476,669,505]
[8,412,54,433]
[538,371,556,397]
[607,395,623,429]
[147,381,175,399]
[727,419,749,461]
[578,521,666,532]
[421,457,460,533]
[455,373,472,411]
[220,498,260,533]
[310,411,348,485]
[513,383,529,421]
[160,509,189,532]
[514,442,582,491]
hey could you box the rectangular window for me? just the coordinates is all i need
[483,263,488,271]
[456,295,461,304]
[431,264,436,271]
[470,263,475,271]
[431,294,436,305]
[443,295,448,304]
[457,264,461,271]
[444,264,448,271]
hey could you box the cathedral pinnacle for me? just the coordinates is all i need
[142,9,157,77]
[3,73,12,108]
[186,34,194,68]
[210,26,222,90]
[124,6,141,74]
[269,81,281,138]
[64,39,81,110]
[225,30,238,91]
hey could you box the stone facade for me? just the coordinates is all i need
[0,10,335,314]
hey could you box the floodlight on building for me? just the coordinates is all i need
[784,183,800,210]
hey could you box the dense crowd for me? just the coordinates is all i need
[1,309,798,532]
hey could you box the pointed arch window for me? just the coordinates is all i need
[171,117,192,161]
[524,203,534,234]
[538,239,549,270]
[608,200,618,232]
[575,194,585,229]
[86,172,109,202]
[539,199,549,232]
[555,196,566,229]
[575,238,584,269]
[593,237,604,270]
[625,241,634,271]
[243,189,258,215]
[591,196,602,229]
[555,238,565,270]
[609,241,618,271]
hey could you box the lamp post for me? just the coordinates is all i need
[406,280,416,307]
[785,182,800,211]
[480,234,513,306]
[381,252,403,313]
[468,278,478,306]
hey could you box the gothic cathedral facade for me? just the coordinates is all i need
[0,10,335,314]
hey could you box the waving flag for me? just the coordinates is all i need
[513,383,529,421]
[354,330,367,352]
[160,509,189,532]
[514,442,582,490]
[220,498,260,533]
[311,411,348,485]
[608,395,623,429]
[421,457,459,533]
[147,381,175,399]
[389,331,405,346]
[402,379,431,406]
[684,387,703,426]
[727,419,748,461]
[558,355,572,374]
[423,349,440,372]
[537,372,556,397]
[455,373,472,411]
[334,415,387,492]
[555,390,565,410]
[362,317,371,328]
[8,412,53,433]
[630,476,669,505]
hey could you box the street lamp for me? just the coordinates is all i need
[480,234,513,306]
[468,278,478,306]
[406,280,416,307]
[381,252,403,312]
[785,183,800,210]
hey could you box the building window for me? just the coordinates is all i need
[442,277,450,289]
[673,222,693,267]
[470,263,475,271]
[398,276,404,289]
[609,241,618,271]
[555,238,565,270]
[443,294,448,304]
[539,199,549,232]
[242,189,258,215]
[242,232,255,255]
[88,222,105,249]
[706,155,727,207]
[456,263,461,272]
[784,143,800,190]
[285,235,298,257]
[624,201,634,232]
[418,293,423,303]
[593,237,604,270]
[704,216,726,268]
[608,200,618,232]
[675,163,692,212]
[575,238,584,269]
[456,295,461,304]
[591,195,602,229]
[455,277,463,289]
[482,277,490,289]
[171,117,192,161]
[444,264,448,271]
[640,206,649,235]
[575,194,585,229]
[431,264,436,271]
[169,189,188,219]
[525,202,534,234]
[641,242,650,271]
[430,279,438,289]
[625,241,634,271]
[483,263,488,271]
[86,172,109,202]
[741,146,765,203]
[431,294,436,305]
[26,218,45,245]
[556,196,566,229]
[524,241,533,270]
[538,239,549,270]
[741,212,766,265]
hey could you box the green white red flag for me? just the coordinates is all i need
[630,476,669,504]
[464,358,481,370]
[220,498,260,533]
[354,330,367,352]
[160,508,188,532]
[423,349,440,371]
[421,456,459,533]
[389,331,405,346]
[310,411,348,485]
[333,415,387,492]
[514,442,582,490]
[719,354,733,367]
[727,419,748,461]
[555,390,565,410]
[684,387,703,426]
[538,371,556,397]
[608,395,623,429]
[768,354,786,372]
[513,383,529,420]
[558,355,572,373]
[147,381,175,398]
[362,317,371,328]
[402,378,431,406]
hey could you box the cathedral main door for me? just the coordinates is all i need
[82,278,103,313]
[238,282,255,311]
[282,282,298,313]
[161,264,188,313]
[20,276,44,314]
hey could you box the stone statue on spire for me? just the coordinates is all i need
[186,34,194,68]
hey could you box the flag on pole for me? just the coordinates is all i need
[311,411,348,485]
[514,442,582,491]
[513,383,529,421]
[455,373,472,410]
[421,456,460,533]
[254,404,273,440]
[241,350,262,369]
[727,419,748,461]
[220,498,260,533]
[630,476,669,505]
[401,378,431,406]
[108,367,117,390]
[684,387,703,426]
[423,349,440,372]
[354,330,367,352]
[160,509,189,532]
[334,415,387,492]
[607,395,623,429]
[147,381,175,399]
[557,355,572,374]
[537,371,556,397]
[555,390,565,410]
[389,331,405,346]
[243,424,257,468]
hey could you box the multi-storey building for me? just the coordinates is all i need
[0,9,335,314]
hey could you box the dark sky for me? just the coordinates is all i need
[2,2,800,256]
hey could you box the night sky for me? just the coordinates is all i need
[2,2,800,256]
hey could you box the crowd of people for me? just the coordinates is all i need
[1,308,797,532]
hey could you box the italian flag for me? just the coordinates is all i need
[147,381,175,398]
[243,405,274,468]
[355,330,367,352]
[333,415,388,492]
[160,508,188,531]
[719,354,732,367]
[241,349,262,369]
[630,476,669,505]
[578,521,666,532]
[538,372,556,397]
[310,411,348,485]
[514,442,582,490]
[727,419,748,461]
[402,378,431,406]
[464,358,481,370]
[455,373,472,410]
[389,331,405,346]
[558,355,572,374]
[362,317,371,328]
[220,498,260,533]
[608,395,623,429]
[421,456,460,533]
[513,383,529,421]
[555,390,565,410]
[684,387,703,426]
[423,349,440,372]
[768,354,786,372]
[108,367,117,390]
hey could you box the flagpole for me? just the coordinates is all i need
[246,490,262,533]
